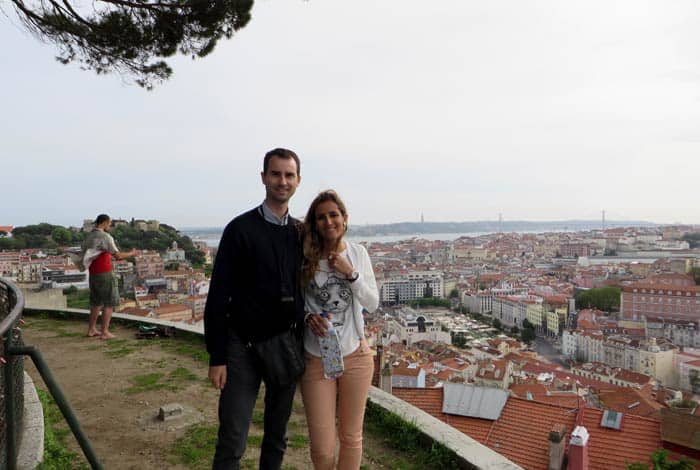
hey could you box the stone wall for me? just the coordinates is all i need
[21,288,67,310]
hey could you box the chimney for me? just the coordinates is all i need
[380,360,393,394]
[372,344,383,387]
[548,423,566,470]
[547,423,566,470]
[567,426,589,470]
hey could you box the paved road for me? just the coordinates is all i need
[534,337,568,367]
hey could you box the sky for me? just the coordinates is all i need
[2,0,699,228]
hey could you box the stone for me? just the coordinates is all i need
[158,403,184,422]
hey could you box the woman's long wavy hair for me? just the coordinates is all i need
[301,190,349,287]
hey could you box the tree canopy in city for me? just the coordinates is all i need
[9,0,253,88]
[0,223,83,250]
[575,286,621,312]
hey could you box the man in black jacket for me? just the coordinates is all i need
[204,148,305,469]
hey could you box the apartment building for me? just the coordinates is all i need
[391,365,426,388]
[646,317,700,348]
[0,251,20,276]
[545,308,568,337]
[41,267,88,289]
[463,291,493,315]
[153,303,192,322]
[135,251,165,279]
[491,295,537,329]
[563,330,676,385]
[183,294,207,315]
[473,359,512,389]
[562,329,605,363]
[525,303,547,334]
[570,362,654,389]
[380,271,443,304]
[558,243,591,258]
[677,349,700,392]
[621,283,700,321]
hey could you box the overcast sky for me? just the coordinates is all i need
[2,0,699,228]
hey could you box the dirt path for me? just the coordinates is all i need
[22,314,398,469]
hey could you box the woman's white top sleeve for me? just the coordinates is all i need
[347,243,379,314]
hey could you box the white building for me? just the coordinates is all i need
[386,308,451,346]
[163,241,186,262]
[380,271,444,304]
[491,295,539,329]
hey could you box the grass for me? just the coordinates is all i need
[125,372,174,394]
[53,328,84,338]
[66,289,90,309]
[247,435,263,447]
[169,366,199,381]
[36,389,89,470]
[288,434,308,449]
[102,339,136,358]
[169,423,218,470]
[126,366,200,394]
[160,340,209,363]
[364,400,461,470]
[170,425,308,470]
[251,410,265,424]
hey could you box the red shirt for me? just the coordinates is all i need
[89,252,112,274]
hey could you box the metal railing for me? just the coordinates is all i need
[0,278,26,469]
[0,278,103,469]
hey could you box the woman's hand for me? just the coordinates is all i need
[306,313,330,337]
[327,252,353,278]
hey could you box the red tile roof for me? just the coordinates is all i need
[393,366,422,377]
[510,383,581,408]
[622,283,700,294]
[596,388,663,419]
[394,387,669,469]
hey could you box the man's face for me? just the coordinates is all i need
[261,156,301,205]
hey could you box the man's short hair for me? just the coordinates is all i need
[94,214,110,226]
[263,148,300,176]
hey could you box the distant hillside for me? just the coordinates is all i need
[0,222,205,266]
[346,220,656,237]
[183,219,657,238]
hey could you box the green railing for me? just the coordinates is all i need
[0,278,103,469]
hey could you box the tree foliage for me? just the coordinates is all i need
[519,318,536,344]
[111,224,205,266]
[451,332,467,348]
[689,267,700,286]
[681,233,700,249]
[9,0,253,88]
[1,222,205,266]
[521,327,535,344]
[575,286,621,312]
[407,297,450,308]
[51,226,73,245]
[626,448,695,470]
[0,223,83,250]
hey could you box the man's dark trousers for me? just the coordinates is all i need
[212,331,297,470]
